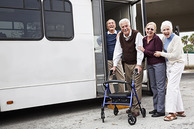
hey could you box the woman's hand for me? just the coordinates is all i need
[138,46,145,52]
[154,51,161,57]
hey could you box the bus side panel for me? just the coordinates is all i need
[0,0,95,89]
[0,81,96,112]
[0,0,97,111]
[0,36,95,88]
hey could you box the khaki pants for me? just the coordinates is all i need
[108,59,125,93]
[124,62,144,113]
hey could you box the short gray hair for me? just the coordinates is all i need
[160,20,173,32]
[119,18,131,28]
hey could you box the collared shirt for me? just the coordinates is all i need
[113,30,144,66]
[123,29,132,41]
[107,30,117,35]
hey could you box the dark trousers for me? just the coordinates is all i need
[148,62,166,113]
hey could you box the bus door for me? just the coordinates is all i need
[92,0,141,96]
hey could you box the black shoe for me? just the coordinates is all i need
[149,110,157,114]
[152,112,165,117]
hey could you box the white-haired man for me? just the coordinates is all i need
[97,19,125,93]
[112,18,144,116]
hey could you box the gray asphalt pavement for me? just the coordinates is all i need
[0,73,194,129]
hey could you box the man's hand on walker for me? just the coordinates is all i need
[111,66,117,74]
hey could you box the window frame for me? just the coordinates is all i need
[43,0,74,41]
[0,0,43,41]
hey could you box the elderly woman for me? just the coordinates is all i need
[154,21,186,121]
[138,22,166,117]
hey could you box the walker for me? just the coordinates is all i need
[101,69,146,125]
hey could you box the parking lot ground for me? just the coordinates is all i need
[0,73,194,129]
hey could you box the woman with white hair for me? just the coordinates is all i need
[154,20,186,121]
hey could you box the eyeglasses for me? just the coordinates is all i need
[147,28,154,31]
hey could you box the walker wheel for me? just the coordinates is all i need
[113,106,119,116]
[141,108,146,118]
[128,115,136,125]
[102,117,105,123]
[101,111,105,123]
[101,107,105,123]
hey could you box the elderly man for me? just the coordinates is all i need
[105,19,125,93]
[112,18,144,116]
[97,19,125,93]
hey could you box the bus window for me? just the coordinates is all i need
[0,0,40,9]
[43,0,74,41]
[64,1,71,12]
[0,0,43,40]
[25,0,40,9]
[0,0,23,8]
[52,0,64,11]
[0,21,24,39]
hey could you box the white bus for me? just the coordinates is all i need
[0,0,148,112]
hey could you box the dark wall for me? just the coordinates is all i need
[136,0,194,34]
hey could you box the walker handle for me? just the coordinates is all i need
[110,69,113,76]
[103,80,130,89]
[134,68,139,74]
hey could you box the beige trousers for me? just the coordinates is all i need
[108,59,125,93]
[124,62,144,113]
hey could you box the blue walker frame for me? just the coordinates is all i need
[101,69,146,125]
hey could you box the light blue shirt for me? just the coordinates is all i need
[163,33,175,61]
[164,33,175,52]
